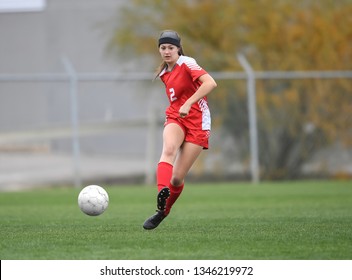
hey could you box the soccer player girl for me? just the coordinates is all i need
[143,30,217,230]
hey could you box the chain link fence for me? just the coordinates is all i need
[1,58,351,190]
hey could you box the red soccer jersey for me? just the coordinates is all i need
[159,55,211,130]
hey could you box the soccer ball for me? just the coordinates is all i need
[78,185,109,216]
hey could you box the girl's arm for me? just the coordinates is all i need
[179,74,217,118]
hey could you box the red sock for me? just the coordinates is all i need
[156,162,173,192]
[165,183,184,215]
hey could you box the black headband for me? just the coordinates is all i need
[158,31,181,47]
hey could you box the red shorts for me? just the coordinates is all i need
[164,117,210,149]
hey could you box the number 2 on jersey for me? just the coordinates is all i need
[169,88,177,102]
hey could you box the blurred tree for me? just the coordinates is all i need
[107,0,352,179]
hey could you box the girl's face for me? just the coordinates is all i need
[159,44,180,65]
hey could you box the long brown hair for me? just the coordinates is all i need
[154,30,185,80]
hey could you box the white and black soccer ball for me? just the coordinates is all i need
[78,185,109,216]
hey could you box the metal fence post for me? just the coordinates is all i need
[237,53,260,183]
[61,56,82,188]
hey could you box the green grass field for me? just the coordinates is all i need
[0,181,351,260]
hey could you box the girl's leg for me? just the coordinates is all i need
[160,123,185,164]
[156,123,185,191]
[143,123,185,230]
[172,142,203,186]
[165,142,203,215]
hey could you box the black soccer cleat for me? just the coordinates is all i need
[143,210,167,230]
[143,187,170,230]
[157,187,170,211]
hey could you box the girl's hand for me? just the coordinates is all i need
[179,102,191,118]
[178,74,217,118]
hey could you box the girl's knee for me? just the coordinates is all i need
[162,145,178,159]
[170,176,183,187]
